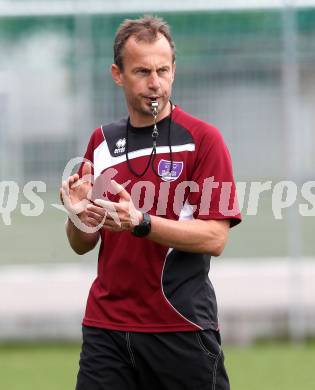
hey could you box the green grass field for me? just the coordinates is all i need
[0,342,314,390]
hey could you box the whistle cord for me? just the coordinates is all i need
[125,109,173,178]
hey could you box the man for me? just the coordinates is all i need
[61,15,241,390]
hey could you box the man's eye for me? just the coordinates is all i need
[137,69,149,75]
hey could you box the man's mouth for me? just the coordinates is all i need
[145,96,160,102]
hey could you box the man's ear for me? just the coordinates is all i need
[171,62,176,81]
[111,64,123,86]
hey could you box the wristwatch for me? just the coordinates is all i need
[132,212,151,237]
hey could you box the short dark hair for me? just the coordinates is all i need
[114,15,176,70]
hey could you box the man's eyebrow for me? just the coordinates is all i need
[133,66,150,71]
[132,65,171,71]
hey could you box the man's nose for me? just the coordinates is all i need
[148,72,161,90]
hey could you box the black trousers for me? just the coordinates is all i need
[76,325,230,390]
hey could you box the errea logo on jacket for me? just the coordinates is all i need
[114,138,126,154]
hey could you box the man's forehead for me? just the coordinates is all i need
[123,34,173,64]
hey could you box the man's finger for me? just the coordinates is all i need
[71,178,85,189]
[94,199,116,210]
[111,180,131,202]
[103,219,122,229]
[94,199,121,227]
[61,187,87,214]
[70,162,93,190]
[86,211,106,226]
[62,180,70,194]
[82,161,92,177]
[81,162,94,186]
[69,174,79,187]
[86,207,107,220]
[86,204,108,214]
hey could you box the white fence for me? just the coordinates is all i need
[1,258,315,344]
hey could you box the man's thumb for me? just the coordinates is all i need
[82,161,92,177]
[81,161,94,186]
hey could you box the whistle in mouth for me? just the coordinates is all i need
[151,101,158,109]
